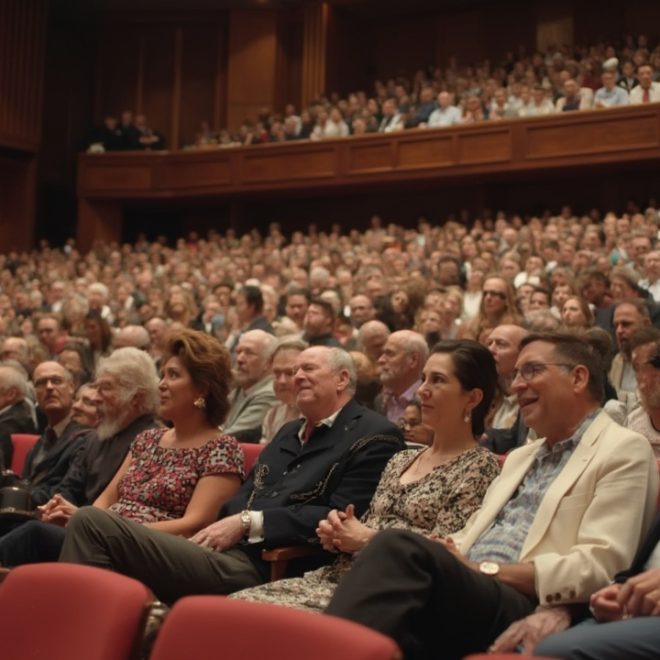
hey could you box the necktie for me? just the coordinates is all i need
[302,422,315,444]
[643,88,650,103]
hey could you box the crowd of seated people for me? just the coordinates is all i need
[179,34,660,148]
[84,110,166,152]
[2,201,660,656]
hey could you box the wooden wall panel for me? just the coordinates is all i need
[524,113,660,158]
[0,0,47,152]
[0,154,37,251]
[180,26,220,147]
[226,10,278,130]
[95,25,141,120]
[397,135,454,169]
[141,27,176,145]
[242,146,336,182]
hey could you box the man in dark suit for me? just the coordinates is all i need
[22,361,94,505]
[0,364,37,469]
[59,346,404,604]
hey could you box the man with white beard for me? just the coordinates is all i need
[0,348,158,565]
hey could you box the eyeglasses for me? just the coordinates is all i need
[398,419,421,430]
[511,362,574,382]
[34,376,67,389]
[482,290,506,300]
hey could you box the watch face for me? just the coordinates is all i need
[479,561,500,576]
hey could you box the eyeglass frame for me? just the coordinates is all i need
[510,361,575,383]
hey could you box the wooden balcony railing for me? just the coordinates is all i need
[78,104,660,201]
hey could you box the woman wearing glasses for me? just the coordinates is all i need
[460,276,523,342]
[231,339,500,612]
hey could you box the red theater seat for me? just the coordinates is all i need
[150,596,401,660]
[0,563,152,660]
[10,433,39,474]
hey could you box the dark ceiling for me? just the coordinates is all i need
[62,0,507,15]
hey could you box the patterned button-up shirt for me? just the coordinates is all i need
[467,410,600,563]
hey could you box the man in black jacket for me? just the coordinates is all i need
[59,346,404,604]
[22,362,94,505]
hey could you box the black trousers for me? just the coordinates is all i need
[0,520,65,566]
[325,529,536,660]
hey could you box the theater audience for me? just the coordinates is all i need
[561,296,594,331]
[609,299,651,400]
[90,35,660,152]
[59,345,404,604]
[260,337,307,444]
[0,333,242,566]
[374,330,427,426]
[324,332,658,659]
[399,399,434,446]
[0,363,38,468]
[21,361,95,506]
[231,339,500,611]
[223,330,278,442]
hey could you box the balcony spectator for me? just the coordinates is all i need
[85,115,125,153]
[630,64,660,104]
[595,71,630,108]
[378,98,404,133]
[462,94,487,123]
[518,85,555,117]
[617,60,639,93]
[490,87,519,120]
[555,78,593,111]
[426,91,461,128]
[409,86,437,126]
[312,107,349,140]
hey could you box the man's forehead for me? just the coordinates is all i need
[614,306,641,322]
[295,347,330,366]
[35,362,66,377]
[516,340,555,364]
[237,337,261,352]
[96,373,119,386]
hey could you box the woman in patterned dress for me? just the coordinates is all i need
[92,329,243,536]
[231,339,501,612]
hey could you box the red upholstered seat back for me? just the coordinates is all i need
[10,433,39,474]
[150,596,401,660]
[0,563,151,660]
[240,442,264,475]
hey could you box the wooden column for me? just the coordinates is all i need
[535,0,574,51]
[226,10,278,130]
[301,1,330,108]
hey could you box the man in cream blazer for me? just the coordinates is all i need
[325,332,658,660]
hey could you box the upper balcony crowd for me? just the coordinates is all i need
[85,34,660,152]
